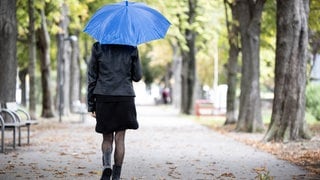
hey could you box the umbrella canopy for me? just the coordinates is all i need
[83,1,171,46]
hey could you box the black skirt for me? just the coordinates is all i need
[95,95,139,134]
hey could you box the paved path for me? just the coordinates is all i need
[0,105,311,179]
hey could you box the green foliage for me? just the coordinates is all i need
[306,111,318,124]
[310,0,320,32]
[195,1,228,86]
[16,1,29,38]
[261,0,276,45]
[140,46,156,86]
[256,170,274,180]
[260,49,275,91]
[306,83,320,121]
[15,0,231,93]
[260,0,276,91]
[166,0,227,87]
[44,0,63,34]
[197,50,214,86]
[138,41,173,86]
[67,0,91,33]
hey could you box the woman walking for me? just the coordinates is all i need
[87,42,142,180]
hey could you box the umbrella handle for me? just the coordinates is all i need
[126,0,128,6]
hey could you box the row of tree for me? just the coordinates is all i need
[1,0,99,119]
[222,0,316,142]
[0,0,319,142]
[159,0,317,141]
[144,0,318,142]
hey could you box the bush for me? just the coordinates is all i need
[306,83,320,121]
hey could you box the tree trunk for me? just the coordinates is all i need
[264,0,311,142]
[63,39,72,115]
[56,3,71,119]
[37,9,54,118]
[181,49,196,114]
[180,0,197,114]
[82,36,90,103]
[83,36,90,65]
[235,0,265,132]
[70,34,81,112]
[171,43,182,109]
[28,0,37,119]
[224,0,240,125]
[57,34,64,121]
[0,0,17,104]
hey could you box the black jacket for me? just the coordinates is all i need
[87,43,142,112]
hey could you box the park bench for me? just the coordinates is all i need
[194,99,214,116]
[0,109,21,153]
[0,102,38,152]
[5,102,38,146]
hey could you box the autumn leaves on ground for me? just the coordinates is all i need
[1,106,319,179]
[201,119,320,177]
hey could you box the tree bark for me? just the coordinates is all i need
[235,0,265,132]
[181,48,196,114]
[224,0,240,125]
[171,43,182,109]
[57,34,64,120]
[37,9,55,118]
[180,0,197,114]
[56,3,71,118]
[28,0,37,119]
[63,39,72,115]
[264,0,311,142]
[70,33,81,112]
[0,0,17,104]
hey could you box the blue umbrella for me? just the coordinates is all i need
[83,0,171,46]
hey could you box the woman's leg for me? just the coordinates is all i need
[114,130,126,165]
[102,133,114,154]
[112,130,126,180]
[101,133,114,180]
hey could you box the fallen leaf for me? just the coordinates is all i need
[220,172,235,178]
[60,152,67,156]
[88,171,99,175]
[75,172,85,176]
[253,166,267,173]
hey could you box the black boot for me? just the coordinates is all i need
[101,151,112,180]
[112,165,122,180]
[101,168,112,180]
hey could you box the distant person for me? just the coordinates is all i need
[161,87,170,104]
[87,42,142,180]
